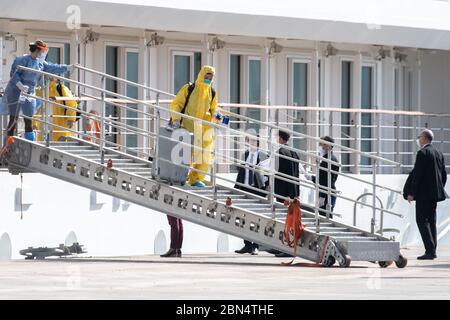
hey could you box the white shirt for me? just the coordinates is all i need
[244,150,259,186]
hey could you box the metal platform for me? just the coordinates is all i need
[4,136,406,268]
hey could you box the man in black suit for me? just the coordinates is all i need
[274,130,301,202]
[234,134,268,255]
[311,136,340,219]
[406,129,447,260]
[270,130,304,257]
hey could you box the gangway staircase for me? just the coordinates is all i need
[1,64,407,268]
[4,135,407,268]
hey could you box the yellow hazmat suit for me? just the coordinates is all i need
[169,65,218,185]
[34,80,78,141]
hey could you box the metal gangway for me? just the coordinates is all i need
[1,64,408,268]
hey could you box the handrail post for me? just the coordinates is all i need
[371,159,377,234]
[268,127,275,219]
[376,113,381,172]
[152,93,160,179]
[41,76,47,145]
[45,79,51,146]
[315,156,320,233]
[394,115,400,174]
[326,152,332,220]
[212,126,218,201]
[100,76,106,164]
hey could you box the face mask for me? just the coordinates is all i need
[416,139,422,148]
[319,148,326,157]
[37,51,47,61]
[203,79,211,85]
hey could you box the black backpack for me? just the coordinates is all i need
[172,82,216,126]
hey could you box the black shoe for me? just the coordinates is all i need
[266,249,280,255]
[176,249,182,258]
[160,248,178,258]
[250,247,259,255]
[235,246,252,254]
[417,253,437,260]
[275,252,293,258]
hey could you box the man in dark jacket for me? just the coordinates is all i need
[311,136,340,219]
[270,130,303,258]
[274,130,301,202]
[234,134,268,255]
[406,129,447,260]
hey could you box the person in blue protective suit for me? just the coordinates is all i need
[4,40,72,141]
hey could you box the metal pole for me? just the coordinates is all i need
[394,115,400,174]
[100,76,106,164]
[45,81,51,146]
[152,93,160,179]
[376,113,381,173]
[326,152,332,220]
[41,76,48,145]
[371,159,377,234]
[328,111,332,136]
[315,157,320,233]
[268,127,275,219]
[212,126,218,200]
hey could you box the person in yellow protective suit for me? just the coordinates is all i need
[34,80,78,141]
[169,65,219,187]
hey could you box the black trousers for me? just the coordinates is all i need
[416,200,438,255]
[239,185,264,249]
[7,115,33,136]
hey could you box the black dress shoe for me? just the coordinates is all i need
[250,247,259,255]
[176,249,182,258]
[417,253,437,260]
[266,249,280,255]
[160,248,178,258]
[235,246,252,254]
[275,252,293,258]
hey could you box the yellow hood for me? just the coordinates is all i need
[195,65,215,85]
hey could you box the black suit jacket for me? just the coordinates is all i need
[407,144,447,202]
[312,152,340,198]
[274,146,300,200]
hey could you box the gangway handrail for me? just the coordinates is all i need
[75,64,176,99]
[70,64,400,167]
[14,65,404,235]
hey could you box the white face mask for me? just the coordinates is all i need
[319,148,326,157]
[416,139,422,148]
[37,51,47,61]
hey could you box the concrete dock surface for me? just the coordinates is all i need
[1,245,450,299]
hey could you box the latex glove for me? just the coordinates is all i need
[171,119,181,129]
[68,64,76,73]
[214,112,230,125]
[16,81,29,93]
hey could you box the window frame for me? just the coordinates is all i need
[170,48,202,93]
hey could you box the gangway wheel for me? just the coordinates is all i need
[339,255,352,268]
[378,261,393,268]
[322,256,336,267]
[395,254,408,268]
